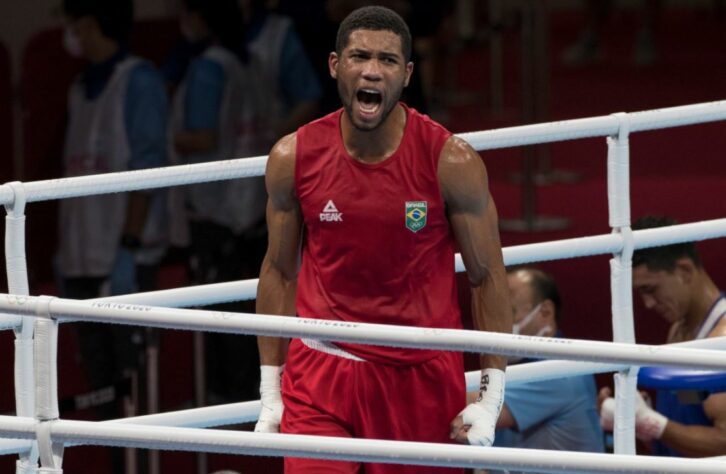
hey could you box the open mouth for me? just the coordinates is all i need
[356,89,382,115]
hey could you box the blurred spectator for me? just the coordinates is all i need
[164,0,323,406]
[478,267,604,474]
[406,0,454,115]
[57,0,168,470]
[184,0,324,404]
[276,0,340,114]
[241,0,323,142]
[562,0,660,66]
[166,0,265,404]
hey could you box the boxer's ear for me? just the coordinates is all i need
[329,52,339,79]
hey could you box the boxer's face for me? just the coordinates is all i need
[632,263,691,323]
[330,29,413,131]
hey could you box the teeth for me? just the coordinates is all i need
[356,88,382,115]
[360,102,379,113]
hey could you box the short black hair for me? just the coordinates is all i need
[63,0,133,42]
[336,6,412,61]
[632,215,702,271]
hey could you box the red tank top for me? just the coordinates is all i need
[295,104,461,364]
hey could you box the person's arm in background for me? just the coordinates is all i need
[658,321,726,456]
[124,62,169,242]
[496,405,518,430]
[173,57,224,154]
[656,393,726,456]
[441,136,511,446]
[467,381,579,432]
[600,321,726,456]
[275,24,322,137]
[600,386,726,456]
[254,132,301,432]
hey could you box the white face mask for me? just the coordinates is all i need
[513,302,553,337]
[512,302,541,335]
[63,27,83,58]
[532,325,553,338]
[509,302,552,363]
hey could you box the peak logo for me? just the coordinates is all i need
[320,200,343,222]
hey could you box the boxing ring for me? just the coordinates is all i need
[1,100,726,473]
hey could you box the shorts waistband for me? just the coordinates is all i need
[300,338,366,362]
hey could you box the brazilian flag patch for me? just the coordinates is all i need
[405,201,427,233]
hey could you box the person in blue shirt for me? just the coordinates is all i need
[164,0,323,405]
[168,0,271,405]
[59,0,168,471]
[600,216,726,457]
[241,0,322,145]
[475,267,604,474]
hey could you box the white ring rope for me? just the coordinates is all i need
[1,295,725,371]
[3,99,726,472]
[459,99,726,151]
[0,157,267,205]
[0,416,725,473]
[1,335,723,457]
[0,400,262,456]
[5,335,722,457]
[1,100,726,206]
[1,218,724,332]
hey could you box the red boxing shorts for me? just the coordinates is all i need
[281,338,466,474]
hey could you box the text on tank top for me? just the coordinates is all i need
[294,104,461,365]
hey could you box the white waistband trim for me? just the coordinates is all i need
[301,338,366,362]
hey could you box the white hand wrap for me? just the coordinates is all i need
[459,368,505,446]
[254,365,284,433]
[600,392,668,442]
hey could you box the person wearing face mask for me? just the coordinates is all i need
[474,267,604,474]
[59,0,168,472]
[60,0,169,294]
[167,0,254,245]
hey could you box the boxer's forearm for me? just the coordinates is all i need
[256,257,296,366]
[472,274,511,371]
